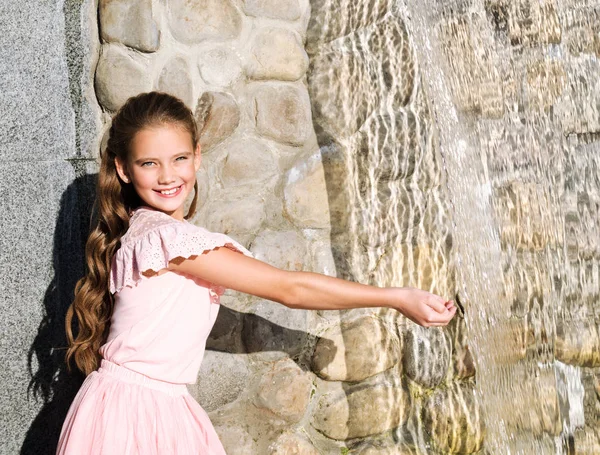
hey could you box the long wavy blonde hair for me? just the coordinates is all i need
[65,92,199,376]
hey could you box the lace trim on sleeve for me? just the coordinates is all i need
[109,220,252,297]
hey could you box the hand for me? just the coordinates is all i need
[392,287,457,327]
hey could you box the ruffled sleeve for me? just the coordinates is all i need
[109,217,253,297]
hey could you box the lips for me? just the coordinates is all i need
[154,184,183,197]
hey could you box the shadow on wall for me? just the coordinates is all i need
[21,173,329,455]
[20,172,95,455]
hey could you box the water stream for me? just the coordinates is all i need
[307,0,599,452]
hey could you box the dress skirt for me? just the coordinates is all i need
[56,359,226,455]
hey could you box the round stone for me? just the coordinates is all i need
[310,237,337,276]
[247,28,309,81]
[242,300,309,357]
[157,56,194,107]
[250,229,309,272]
[526,59,566,112]
[195,167,209,210]
[201,190,265,236]
[241,231,310,355]
[269,432,320,454]
[318,144,352,235]
[355,113,419,181]
[573,427,600,454]
[99,0,160,52]
[214,424,257,455]
[283,151,330,229]
[205,301,244,351]
[567,26,599,56]
[188,351,249,412]
[311,383,408,440]
[199,47,243,87]
[243,0,302,21]
[351,440,419,455]
[311,316,401,382]
[168,0,242,44]
[242,287,310,356]
[556,319,600,367]
[448,317,476,379]
[306,0,388,45]
[195,92,241,152]
[423,383,485,454]
[402,324,451,388]
[308,17,414,138]
[254,359,313,422]
[95,44,152,111]
[220,138,279,188]
[253,83,311,146]
[453,344,476,380]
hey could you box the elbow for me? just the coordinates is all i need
[279,271,304,309]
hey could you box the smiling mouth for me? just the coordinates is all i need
[154,185,183,196]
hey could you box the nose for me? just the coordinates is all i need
[157,164,176,185]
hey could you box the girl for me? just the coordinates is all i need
[57,91,456,454]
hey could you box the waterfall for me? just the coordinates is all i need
[307,0,599,452]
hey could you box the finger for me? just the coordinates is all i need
[428,295,447,313]
[428,306,457,323]
[429,310,457,326]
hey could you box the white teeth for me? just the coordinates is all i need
[160,186,179,195]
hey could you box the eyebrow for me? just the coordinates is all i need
[133,151,193,164]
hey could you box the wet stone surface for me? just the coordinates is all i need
[311,315,401,382]
[402,325,451,389]
[311,381,408,440]
[556,319,600,367]
[423,382,485,454]
[350,440,419,455]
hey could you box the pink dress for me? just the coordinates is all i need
[56,206,252,455]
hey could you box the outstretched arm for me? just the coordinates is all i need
[167,247,456,327]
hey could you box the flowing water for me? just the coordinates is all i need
[307,0,600,453]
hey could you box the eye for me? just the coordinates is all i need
[141,161,154,167]
[176,156,188,161]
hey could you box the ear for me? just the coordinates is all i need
[193,143,202,172]
[114,156,131,184]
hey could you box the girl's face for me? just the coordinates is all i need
[115,124,201,220]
